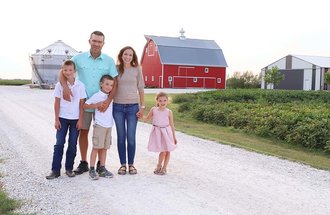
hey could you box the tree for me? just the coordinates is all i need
[226,71,260,89]
[264,66,284,88]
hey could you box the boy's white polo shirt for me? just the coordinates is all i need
[85,90,114,128]
[54,80,87,120]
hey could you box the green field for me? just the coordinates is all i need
[144,91,330,170]
[0,79,31,86]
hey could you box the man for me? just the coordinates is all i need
[60,31,118,175]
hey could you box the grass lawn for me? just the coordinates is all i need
[0,79,30,86]
[0,159,20,215]
[144,93,330,170]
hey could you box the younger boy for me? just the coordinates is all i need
[84,75,115,180]
[46,60,86,179]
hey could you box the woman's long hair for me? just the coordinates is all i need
[116,46,139,76]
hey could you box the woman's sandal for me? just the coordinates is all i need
[154,165,162,175]
[128,165,137,175]
[159,168,167,175]
[118,165,127,175]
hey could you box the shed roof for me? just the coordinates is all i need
[32,40,79,56]
[292,55,330,68]
[144,35,227,67]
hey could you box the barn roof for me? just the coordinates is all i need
[32,40,79,56]
[144,35,227,67]
[292,55,330,68]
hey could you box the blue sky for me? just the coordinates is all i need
[0,0,329,79]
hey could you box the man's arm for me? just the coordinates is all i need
[58,69,72,101]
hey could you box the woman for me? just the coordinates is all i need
[113,46,145,175]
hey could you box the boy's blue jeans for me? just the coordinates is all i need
[51,117,79,172]
[113,103,139,165]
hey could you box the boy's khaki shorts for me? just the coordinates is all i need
[92,124,112,149]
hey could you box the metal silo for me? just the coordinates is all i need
[29,40,79,89]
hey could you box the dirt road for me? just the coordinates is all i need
[0,86,329,215]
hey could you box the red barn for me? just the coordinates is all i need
[141,31,227,89]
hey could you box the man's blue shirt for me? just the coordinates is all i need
[72,51,118,112]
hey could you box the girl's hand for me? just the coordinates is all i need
[174,138,178,145]
[55,120,61,130]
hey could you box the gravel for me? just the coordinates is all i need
[0,86,330,215]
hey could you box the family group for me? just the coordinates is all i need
[46,31,177,180]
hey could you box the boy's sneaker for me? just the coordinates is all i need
[89,169,99,180]
[96,161,101,173]
[65,170,75,177]
[74,161,89,175]
[98,166,114,178]
[46,171,60,179]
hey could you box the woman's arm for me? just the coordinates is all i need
[137,89,145,119]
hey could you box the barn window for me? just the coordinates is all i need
[205,68,209,73]
[217,78,221,83]
[193,77,198,82]
[148,42,154,56]
[145,76,148,81]
[152,76,154,81]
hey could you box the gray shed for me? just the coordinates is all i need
[261,54,330,91]
[29,40,79,88]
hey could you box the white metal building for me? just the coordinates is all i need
[261,55,330,90]
[29,40,79,88]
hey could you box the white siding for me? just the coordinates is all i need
[268,57,286,69]
[292,57,313,69]
[303,69,312,90]
[315,68,321,90]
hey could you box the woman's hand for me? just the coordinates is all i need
[136,108,145,119]
[98,100,110,112]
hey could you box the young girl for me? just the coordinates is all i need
[144,92,177,175]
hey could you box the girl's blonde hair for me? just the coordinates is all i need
[155,92,170,107]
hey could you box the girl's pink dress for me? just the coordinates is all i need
[148,107,177,152]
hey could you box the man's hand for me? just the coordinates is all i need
[59,69,73,101]
[63,85,73,101]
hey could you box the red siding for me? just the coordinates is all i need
[141,41,162,88]
[141,40,227,89]
[163,65,226,89]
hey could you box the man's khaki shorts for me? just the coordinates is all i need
[92,124,112,149]
[82,111,94,130]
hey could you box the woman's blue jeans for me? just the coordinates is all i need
[51,117,79,172]
[113,103,139,165]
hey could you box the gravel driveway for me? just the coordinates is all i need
[0,86,330,215]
